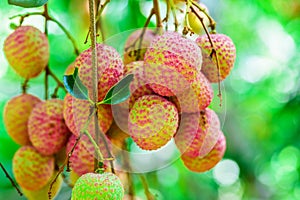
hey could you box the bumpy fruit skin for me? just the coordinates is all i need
[3,94,41,145]
[66,134,111,176]
[128,95,179,150]
[175,108,220,158]
[13,146,54,191]
[21,173,63,200]
[3,26,49,79]
[144,31,202,96]
[71,172,124,200]
[63,93,113,137]
[28,99,70,156]
[171,72,213,113]
[181,131,226,172]
[75,43,124,101]
[124,29,157,65]
[119,61,153,109]
[196,33,236,82]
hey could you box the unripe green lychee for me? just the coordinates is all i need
[66,134,112,176]
[3,93,41,145]
[63,93,113,137]
[181,131,226,172]
[13,146,54,191]
[71,172,124,200]
[186,3,210,35]
[28,99,70,156]
[144,31,202,96]
[21,172,63,200]
[124,29,157,65]
[175,108,221,158]
[128,95,179,150]
[196,33,236,82]
[171,72,213,113]
[75,43,124,101]
[3,26,49,79]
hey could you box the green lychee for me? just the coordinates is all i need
[71,172,124,200]
[3,93,41,145]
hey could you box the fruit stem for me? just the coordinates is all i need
[124,9,155,61]
[169,0,179,31]
[139,174,155,200]
[84,130,104,162]
[88,0,101,173]
[189,5,222,106]
[190,0,216,32]
[21,79,29,94]
[153,0,163,28]
[0,162,23,196]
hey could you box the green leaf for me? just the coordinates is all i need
[63,68,89,100]
[100,74,134,105]
[8,0,48,8]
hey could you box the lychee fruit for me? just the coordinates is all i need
[28,99,70,156]
[71,172,124,200]
[119,61,153,109]
[181,131,226,172]
[186,3,210,35]
[63,93,113,137]
[175,108,221,158]
[13,146,54,191]
[171,71,213,113]
[144,31,202,96]
[196,33,236,82]
[66,134,112,176]
[3,26,49,79]
[21,172,63,200]
[3,93,41,145]
[74,43,124,101]
[124,29,157,65]
[128,95,179,150]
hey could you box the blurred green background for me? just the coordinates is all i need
[0,0,300,199]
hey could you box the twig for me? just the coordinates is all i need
[0,162,23,196]
[139,174,155,200]
[88,0,100,172]
[21,79,29,94]
[190,4,222,105]
[191,1,216,32]
[169,0,179,31]
[153,0,163,28]
[9,11,80,56]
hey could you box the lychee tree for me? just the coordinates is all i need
[0,0,237,199]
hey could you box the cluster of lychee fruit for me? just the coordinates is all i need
[2,8,236,199]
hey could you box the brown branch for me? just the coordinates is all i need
[21,79,29,94]
[153,0,163,28]
[190,5,222,105]
[139,174,155,200]
[0,162,23,196]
